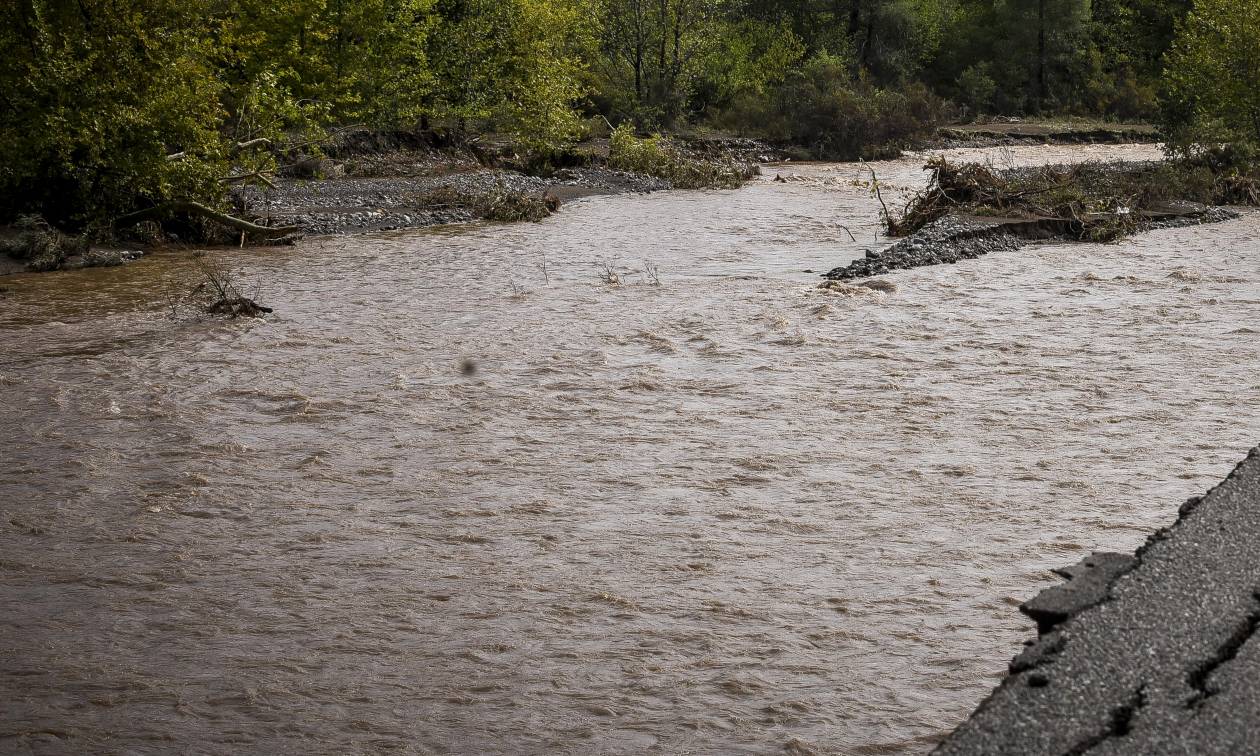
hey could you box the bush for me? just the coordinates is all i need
[1161,0,1260,153]
[707,53,952,160]
[0,216,90,272]
[0,1,228,231]
[957,64,997,115]
[608,126,755,189]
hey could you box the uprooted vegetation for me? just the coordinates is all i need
[0,216,90,271]
[410,182,561,223]
[168,256,273,318]
[608,126,758,190]
[888,147,1260,242]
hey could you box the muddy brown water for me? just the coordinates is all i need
[2,145,1259,755]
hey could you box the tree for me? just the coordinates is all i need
[0,0,227,228]
[1162,0,1260,150]
[429,0,593,150]
[597,0,722,124]
[990,0,1092,113]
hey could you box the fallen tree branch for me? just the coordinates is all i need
[234,137,273,152]
[282,123,366,153]
[863,162,894,234]
[113,201,299,238]
[221,171,277,189]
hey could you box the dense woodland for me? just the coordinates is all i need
[1,0,1257,229]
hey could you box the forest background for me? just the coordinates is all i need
[2,0,1256,229]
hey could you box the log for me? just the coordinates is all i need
[113,201,299,238]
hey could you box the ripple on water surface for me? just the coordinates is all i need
[2,144,1259,754]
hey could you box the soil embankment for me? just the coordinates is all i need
[935,447,1260,754]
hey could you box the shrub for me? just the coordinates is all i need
[0,216,89,272]
[1161,0,1260,153]
[957,64,997,115]
[608,125,755,189]
[0,0,228,230]
[707,53,952,160]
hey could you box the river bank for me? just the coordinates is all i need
[930,120,1160,149]
[0,130,776,275]
[0,122,1181,278]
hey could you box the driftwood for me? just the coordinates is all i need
[114,201,299,238]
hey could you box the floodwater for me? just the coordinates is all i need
[2,144,1259,755]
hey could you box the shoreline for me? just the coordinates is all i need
[927,122,1160,150]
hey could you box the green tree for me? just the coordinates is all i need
[0,0,227,227]
[597,0,722,124]
[214,0,437,129]
[1005,0,1093,113]
[1162,0,1260,150]
[430,0,593,149]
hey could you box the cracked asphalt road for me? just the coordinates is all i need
[935,447,1260,755]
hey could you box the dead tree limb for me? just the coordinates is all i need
[234,137,273,152]
[113,201,299,238]
[221,171,277,190]
[863,163,894,235]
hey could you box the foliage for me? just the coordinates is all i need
[1161,0,1260,152]
[693,20,806,110]
[430,0,594,150]
[594,0,723,125]
[710,53,952,159]
[608,125,754,188]
[0,0,227,229]
[0,0,1250,236]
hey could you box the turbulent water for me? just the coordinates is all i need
[3,144,1259,755]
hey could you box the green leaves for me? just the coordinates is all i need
[0,0,227,227]
[1162,0,1260,151]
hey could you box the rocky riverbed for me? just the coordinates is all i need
[235,164,672,236]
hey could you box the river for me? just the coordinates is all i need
[2,144,1258,755]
